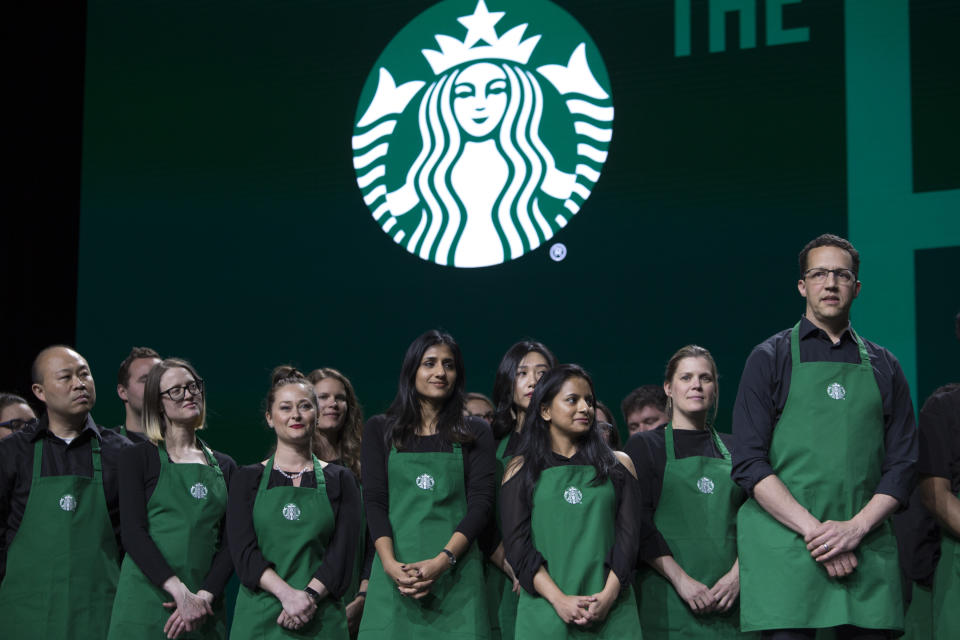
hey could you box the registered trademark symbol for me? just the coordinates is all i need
[550,243,567,262]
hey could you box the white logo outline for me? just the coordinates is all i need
[416,473,436,491]
[827,382,846,400]
[282,503,302,521]
[563,485,583,504]
[697,477,715,495]
[59,494,77,512]
[190,483,208,500]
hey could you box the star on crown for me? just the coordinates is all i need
[421,0,541,75]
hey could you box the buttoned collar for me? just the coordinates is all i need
[28,414,102,444]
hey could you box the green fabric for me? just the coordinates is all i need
[0,437,120,639]
[108,441,228,639]
[903,582,933,640]
[932,497,960,639]
[514,465,641,639]
[483,436,518,640]
[358,444,490,640]
[637,424,754,639]
[231,456,348,640]
[738,323,903,632]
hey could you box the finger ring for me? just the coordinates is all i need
[823,544,830,551]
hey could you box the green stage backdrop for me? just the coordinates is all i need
[79,0,959,463]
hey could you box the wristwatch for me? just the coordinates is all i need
[441,548,456,566]
[304,586,321,603]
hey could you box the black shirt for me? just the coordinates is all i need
[624,426,739,562]
[361,415,495,545]
[917,384,960,492]
[731,317,917,506]
[114,426,150,445]
[500,451,644,596]
[227,462,361,599]
[118,441,237,596]
[324,457,374,584]
[0,415,130,578]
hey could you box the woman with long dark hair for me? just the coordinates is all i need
[483,340,556,639]
[228,367,361,639]
[107,358,236,639]
[501,365,643,638]
[308,367,371,636]
[623,345,753,638]
[358,330,495,640]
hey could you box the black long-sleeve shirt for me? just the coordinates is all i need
[731,316,917,506]
[623,426,739,562]
[118,441,236,596]
[0,415,130,579]
[227,462,361,599]
[917,384,960,492]
[325,457,374,584]
[500,452,644,596]
[361,415,495,544]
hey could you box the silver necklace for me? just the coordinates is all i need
[275,465,311,480]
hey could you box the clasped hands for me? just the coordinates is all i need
[385,554,450,599]
[675,569,739,615]
[162,587,214,639]
[803,518,867,578]
[548,585,618,627]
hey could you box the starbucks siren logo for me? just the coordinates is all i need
[352,0,613,267]
[697,477,715,495]
[59,494,77,512]
[827,382,846,400]
[563,486,583,504]
[190,483,208,500]
[282,503,302,521]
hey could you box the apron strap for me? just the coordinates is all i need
[850,328,871,366]
[198,439,224,481]
[90,436,103,483]
[158,440,170,464]
[312,455,325,487]
[259,456,275,492]
[790,321,802,371]
[496,436,509,459]
[31,439,43,483]
[664,423,730,461]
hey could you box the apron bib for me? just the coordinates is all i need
[637,425,754,639]
[231,456,348,640]
[738,323,903,632]
[358,443,490,640]
[514,465,641,639]
[483,435,519,640]
[0,437,120,639]
[108,440,228,639]
[931,491,960,638]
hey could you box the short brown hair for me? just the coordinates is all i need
[799,234,860,278]
[117,347,161,386]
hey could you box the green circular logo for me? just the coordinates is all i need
[353,0,613,268]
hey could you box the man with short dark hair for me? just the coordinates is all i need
[732,234,916,639]
[115,346,161,443]
[621,384,668,436]
[0,345,130,638]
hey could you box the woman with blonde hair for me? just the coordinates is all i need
[108,358,236,639]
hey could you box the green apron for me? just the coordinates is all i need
[231,456,348,640]
[903,582,933,640]
[738,323,903,632]
[107,440,228,639]
[637,424,753,639]
[358,443,490,640]
[483,435,519,640]
[0,436,121,639]
[514,464,641,639]
[931,492,960,638]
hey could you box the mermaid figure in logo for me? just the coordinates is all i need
[386,58,578,268]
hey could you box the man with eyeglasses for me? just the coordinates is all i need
[732,234,917,639]
[115,346,162,443]
[0,393,37,439]
[0,345,131,638]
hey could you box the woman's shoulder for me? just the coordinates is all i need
[121,438,158,462]
[234,462,267,482]
[613,450,637,479]
[321,460,357,484]
[364,414,389,435]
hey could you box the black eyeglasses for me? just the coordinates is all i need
[803,268,856,285]
[0,418,34,432]
[160,380,204,401]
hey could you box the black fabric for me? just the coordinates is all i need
[113,426,150,444]
[761,626,893,639]
[500,451,645,596]
[226,462,361,599]
[0,414,130,579]
[322,457,374,584]
[731,316,917,506]
[623,426,738,562]
[361,415,495,544]
[477,431,522,557]
[917,385,960,492]
[118,441,236,596]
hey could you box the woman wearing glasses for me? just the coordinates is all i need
[228,366,361,639]
[624,345,752,639]
[358,330,496,640]
[108,358,236,639]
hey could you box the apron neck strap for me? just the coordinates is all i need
[33,434,103,482]
[496,436,509,459]
[850,328,870,365]
[664,423,730,461]
[312,455,325,486]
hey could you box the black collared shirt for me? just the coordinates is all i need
[0,414,132,578]
[731,316,917,506]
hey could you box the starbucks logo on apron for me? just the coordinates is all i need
[190,483,208,500]
[697,477,715,494]
[352,0,614,267]
[282,503,302,521]
[827,382,846,400]
[563,486,583,504]
[416,473,436,491]
[59,494,77,512]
